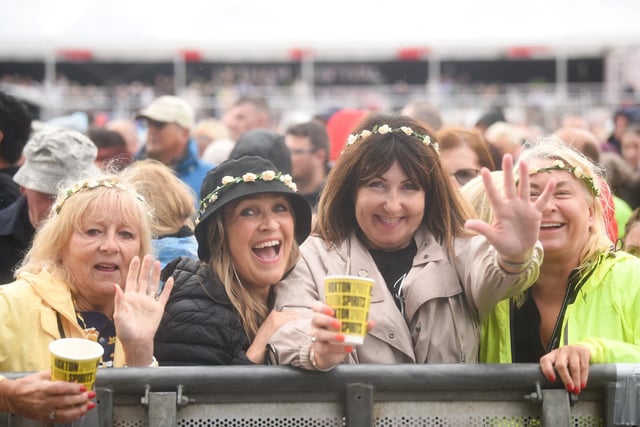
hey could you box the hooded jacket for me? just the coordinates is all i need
[268,226,543,368]
[480,251,640,363]
[0,270,126,372]
[153,257,253,365]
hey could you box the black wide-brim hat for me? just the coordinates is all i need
[194,155,312,261]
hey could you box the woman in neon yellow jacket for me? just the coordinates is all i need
[466,136,640,395]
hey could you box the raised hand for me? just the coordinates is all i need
[113,254,174,366]
[464,154,556,263]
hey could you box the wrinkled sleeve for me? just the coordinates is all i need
[459,236,543,321]
[269,239,331,370]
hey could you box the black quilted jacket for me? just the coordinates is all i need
[153,256,253,365]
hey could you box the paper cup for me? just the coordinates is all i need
[324,275,374,345]
[49,338,104,390]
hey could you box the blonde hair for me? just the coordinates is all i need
[460,170,505,224]
[121,159,196,237]
[16,174,154,291]
[518,135,612,265]
[205,204,300,341]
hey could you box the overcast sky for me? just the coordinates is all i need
[2,0,639,60]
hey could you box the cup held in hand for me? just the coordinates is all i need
[324,275,374,345]
[49,338,104,390]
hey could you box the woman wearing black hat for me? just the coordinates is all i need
[153,156,312,365]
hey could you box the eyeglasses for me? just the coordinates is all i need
[289,148,315,156]
[144,119,169,129]
[451,168,480,186]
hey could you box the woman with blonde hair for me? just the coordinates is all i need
[121,159,198,267]
[0,173,172,423]
[480,136,640,394]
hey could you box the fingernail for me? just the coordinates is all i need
[332,319,341,330]
[323,307,334,316]
[581,382,586,389]
[345,347,353,353]
[79,385,87,392]
[547,374,556,382]
[566,384,574,392]
[335,333,345,343]
[88,391,97,399]
[87,402,96,410]
[575,387,581,395]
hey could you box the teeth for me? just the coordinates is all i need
[253,240,279,249]
[379,217,401,224]
[541,223,562,228]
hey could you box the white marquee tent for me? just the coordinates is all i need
[2,0,640,61]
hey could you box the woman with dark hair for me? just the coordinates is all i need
[267,113,555,370]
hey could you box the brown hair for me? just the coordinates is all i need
[436,126,495,170]
[315,113,473,256]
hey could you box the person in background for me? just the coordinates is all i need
[400,100,443,131]
[228,129,291,174]
[604,107,640,154]
[154,156,311,365]
[436,126,495,187]
[222,96,272,142]
[135,95,213,197]
[267,113,554,370]
[0,127,99,284]
[623,207,640,257]
[620,124,640,172]
[193,117,231,157]
[478,136,640,395]
[0,90,33,209]
[89,127,132,171]
[121,159,198,267]
[284,120,330,211]
[0,173,173,424]
[554,126,629,241]
[106,118,140,157]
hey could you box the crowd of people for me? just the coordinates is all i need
[0,88,639,423]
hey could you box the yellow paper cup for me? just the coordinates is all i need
[49,338,104,390]
[324,275,374,345]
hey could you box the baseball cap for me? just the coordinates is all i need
[136,96,195,129]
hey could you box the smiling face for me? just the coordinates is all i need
[528,159,595,263]
[223,193,295,300]
[354,161,425,251]
[60,202,142,312]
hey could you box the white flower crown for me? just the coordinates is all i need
[197,170,298,223]
[53,178,145,214]
[346,124,440,154]
[528,160,600,196]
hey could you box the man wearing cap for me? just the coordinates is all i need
[0,127,99,284]
[135,96,213,197]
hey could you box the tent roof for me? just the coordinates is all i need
[3,0,640,61]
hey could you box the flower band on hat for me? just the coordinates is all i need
[346,124,440,154]
[527,160,599,196]
[197,170,298,224]
[53,178,145,214]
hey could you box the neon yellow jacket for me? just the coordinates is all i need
[0,270,126,373]
[480,251,640,363]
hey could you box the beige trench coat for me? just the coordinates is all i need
[268,226,542,369]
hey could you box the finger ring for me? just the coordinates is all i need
[48,410,56,420]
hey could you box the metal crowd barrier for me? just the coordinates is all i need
[2,364,639,427]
